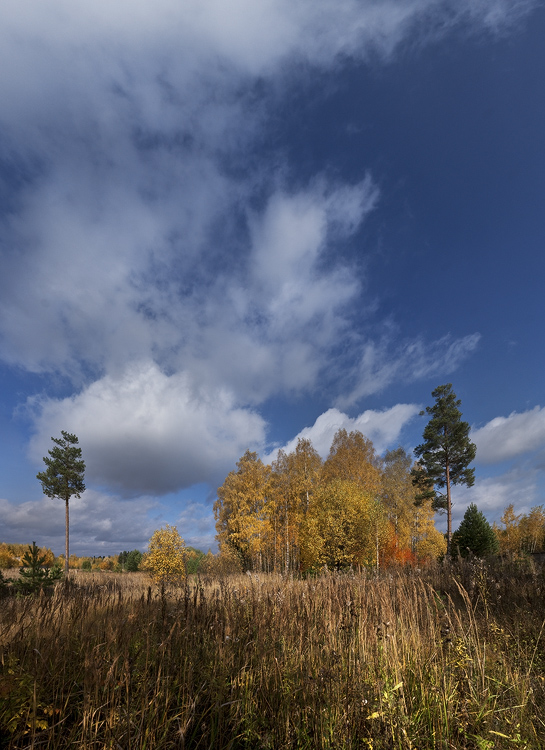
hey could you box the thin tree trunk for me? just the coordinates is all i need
[65,497,69,574]
[285,505,289,575]
[446,459,452,556]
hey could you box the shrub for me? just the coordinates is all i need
[15,542,63,594]
[143,525,186,584]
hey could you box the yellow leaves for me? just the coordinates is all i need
[143,524,186,584]
[214,451,271,567]
[215,430,447,572]
[306,479,388,570]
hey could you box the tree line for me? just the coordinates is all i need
[214,432,446,573]
[27,384,544,578]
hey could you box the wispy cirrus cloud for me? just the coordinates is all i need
[337,333,481,407]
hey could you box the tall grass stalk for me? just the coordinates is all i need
[1,560,544,748]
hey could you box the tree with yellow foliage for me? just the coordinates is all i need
[382,448,445,560]
[214,450,272,571]
[143,525,186,583]
[270,438,322,573]
[322,429,382,497]
[520,505,545,553]
[301,478,388,571]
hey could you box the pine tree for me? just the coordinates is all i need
[36,431,86,574]
[452,504,499,558]
[16,542,63,594]
[412,384,476,556]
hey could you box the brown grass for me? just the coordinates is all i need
[1,558,544,749]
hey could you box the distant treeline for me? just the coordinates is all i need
[0,543,208,573]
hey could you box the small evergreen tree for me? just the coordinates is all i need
[15,542,63,594]
[452,504,499,558]
[126,549,143,572]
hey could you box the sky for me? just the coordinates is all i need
[1,0,545,557]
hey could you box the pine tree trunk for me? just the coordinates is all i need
[446,459,452,556]
[65,497,69,574]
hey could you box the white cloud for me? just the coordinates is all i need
[0,0,536,528]
[267,403,420,461]
[175,502,218,552]
[472,406,545,464]
[0,490,158,556]
[447,466,540,529]
[337,333,481,407]
[28,362,266,496]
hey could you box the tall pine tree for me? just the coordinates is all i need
[37,431,86,574]
[412,384,476,556]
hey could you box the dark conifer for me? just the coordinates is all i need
[452,503,499,557]
[412,384,476,556]
[37,431,86,574]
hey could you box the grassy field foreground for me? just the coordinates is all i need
[1,561,544,749]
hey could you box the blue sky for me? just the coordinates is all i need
[1,0,544,556]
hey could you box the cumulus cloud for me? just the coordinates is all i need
[0,490,158,556]
[472,406,545,464]
[1,0,535,521]
[267,403,421,462]
[447,466,540,529]
[28,362,266,496]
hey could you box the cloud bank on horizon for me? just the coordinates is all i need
[0,0,543,553]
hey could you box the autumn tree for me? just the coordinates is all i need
[36,431,86,574]
[270,438,322,573]
[495,504,545,555]
[143,525,186,584]
[495,504,522,554]
[381,447,417,553]
[322,429,382,497]
[214,450,272,571]
[301,478,388,571]
[412,384,476,556]
[520,505,545,553]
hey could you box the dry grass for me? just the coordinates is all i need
[1,559,544,749]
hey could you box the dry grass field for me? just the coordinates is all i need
[1,559,544,749]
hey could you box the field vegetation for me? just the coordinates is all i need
[1,559,544,749]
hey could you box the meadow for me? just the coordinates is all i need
[1,559,544,749]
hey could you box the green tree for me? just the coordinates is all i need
[36,431,86,574]
[15,542,63,594]
[118,549,143,571]
[126,549,143,571]
[412,384,476,556]
[452,504,499,558]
